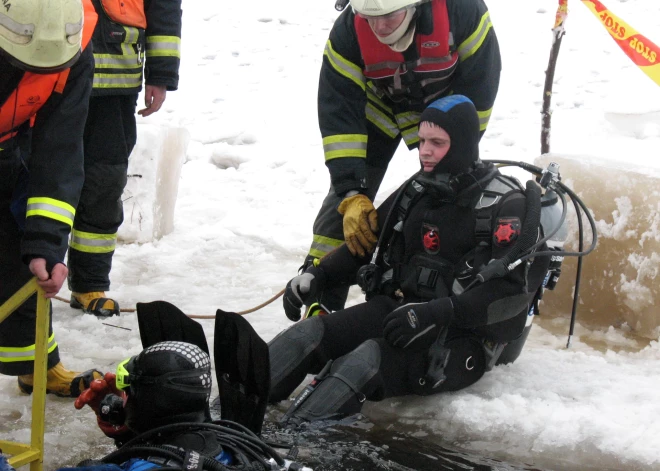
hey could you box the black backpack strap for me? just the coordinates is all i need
[396,179,425,222]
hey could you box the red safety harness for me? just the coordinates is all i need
[354,0,457,90]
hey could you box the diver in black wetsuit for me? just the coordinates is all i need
[271,95,551,423]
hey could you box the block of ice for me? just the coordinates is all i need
[535,154,660,340]
[118,124,190,243]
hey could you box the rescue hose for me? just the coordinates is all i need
[117,421,287,467]
[52,288,285,319]
[100,445,227,471]
[568,193,585,348]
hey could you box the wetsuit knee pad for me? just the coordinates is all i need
[269,316,325,402]
[293,339,382,422]
[440,335,486,392]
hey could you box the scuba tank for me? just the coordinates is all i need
[481,159,597,362]
[540,189,569,291]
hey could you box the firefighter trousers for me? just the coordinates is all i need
[0,148,60,375]
[68,94,138,293]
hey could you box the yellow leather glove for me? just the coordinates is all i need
[337,194,379,257]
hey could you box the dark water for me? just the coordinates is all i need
[261,416,549,471]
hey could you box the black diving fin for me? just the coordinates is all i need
[135,301,270,434]
[214,309,270,435]
[135,300,209,353]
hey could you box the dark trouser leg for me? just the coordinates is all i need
[305,129,401,311]
[269,295,398,403]
[68,94,138,293]
[268,316,327,403]
[0,155,59,376]
[288,330,488,422]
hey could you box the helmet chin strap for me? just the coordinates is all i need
[374,7,417,51]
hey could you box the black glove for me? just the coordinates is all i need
[382,298,454,351]
[283,267,326,322]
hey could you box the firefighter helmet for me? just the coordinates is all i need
[350,0,427,17]
[0,0,85,72]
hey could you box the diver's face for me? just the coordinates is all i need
[418,122,451,173]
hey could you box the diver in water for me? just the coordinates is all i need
[270,94,553,424]
[67,340,306,471]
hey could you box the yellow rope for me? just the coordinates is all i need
[53,288,285,318]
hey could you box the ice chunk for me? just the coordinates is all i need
[535,155,660,340]
[118,124,190,243]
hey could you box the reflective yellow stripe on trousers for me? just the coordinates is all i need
[0,333,57,363]
[69,229,117,254]
[309,234,344,259]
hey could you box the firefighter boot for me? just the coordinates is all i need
[17,362,103,398]
[70,291,120,317]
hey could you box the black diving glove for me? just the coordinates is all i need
[283,266,326,322]
[382,298,454,350]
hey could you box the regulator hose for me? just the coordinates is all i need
[101,445,227,471]
[116,421,287,468]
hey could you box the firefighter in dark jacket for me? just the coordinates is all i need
[270,95,550,423]
[0,0,103,396]
[68,0,183,317]
[303,0,501,314]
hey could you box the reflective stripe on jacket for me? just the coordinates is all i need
[90,0,182,96]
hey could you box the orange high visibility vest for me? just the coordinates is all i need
[98,0,146,28]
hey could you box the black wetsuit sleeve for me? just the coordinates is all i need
[22,45,94,266]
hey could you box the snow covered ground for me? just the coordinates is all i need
[2,0,660,470]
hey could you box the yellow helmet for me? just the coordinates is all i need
[0,0,84,72]
[349,0,427,17]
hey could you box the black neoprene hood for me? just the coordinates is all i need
[419,94,480,176]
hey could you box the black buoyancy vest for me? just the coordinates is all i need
[379,169,525,301]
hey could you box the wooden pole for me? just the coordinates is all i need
[541,0,569,154]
